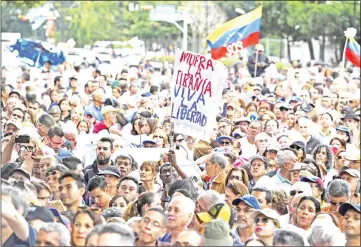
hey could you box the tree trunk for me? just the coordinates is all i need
[320,34,326,61]
[287,36,292,62]
[307,39,315,60]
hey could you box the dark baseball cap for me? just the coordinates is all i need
[49,208,71,227]
[98,166,121,178]
[25,206,54,222]
[9,168,31,181]
[232,195,261,209]
[290,141,306,150]
[339,203,360,216]
[249,155,268,168]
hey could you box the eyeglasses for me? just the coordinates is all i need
[234,207,253,214]
[229,175,242,181]
[20,145,35,152]
[255,217,270,224]
[45,170,58,177]
[49,137,64,145]
[153,135,162,139]
[219,141,231,145]
[329,201,346,206]
[290,190,303,196]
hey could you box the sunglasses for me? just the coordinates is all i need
[153,135,162,139]
[290,190,304,196]
[20,145,34,152]
[291,146,302,151]
[255,217,270,224]
[329,201,346,206]
[45,170,58,177]
[176,139,184,142]
[229,175,242,181]
[337,156,345,160]
[219,142,231,145]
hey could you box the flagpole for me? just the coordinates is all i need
[340,37,349,74]
[254,49,259,77]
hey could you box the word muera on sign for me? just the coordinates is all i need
[226,40,244,57]
[171,51,216,128]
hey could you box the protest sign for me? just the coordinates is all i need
[170,49,228,141]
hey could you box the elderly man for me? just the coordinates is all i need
[232,195,261,245]
[239,121,262,159]
[272,149,298,192]
[93,105,121,135]
[205,153,227,194]
[249,155,274,191]
[255,133,271,157]
[339,169,360,204]
[322,179,351,232]
[35,223,70,246]
[84,89,105,122]
[159,196,195,244]
[339,203,360,246]
[296,117,321,154]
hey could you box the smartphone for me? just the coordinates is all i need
[15,135,30,144]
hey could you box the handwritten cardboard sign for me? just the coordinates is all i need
[170,49,228,141]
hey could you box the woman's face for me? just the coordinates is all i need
[105,112,116,124]
[277,136,290,149]
[37,122,49,136]
[224,187,238,207]
[72,110,82,122]
[229,170,243,184]
[19,142,35,160]
[336,130,349,142]
[287,114,296,128]
[309,183,322,199]
[51,91,59,103]
[152,132,164,147]
[111,197,128,214]
[296,199,317,230]
[246,106,257,115]
[315,147,328,164]
[60,100,70,112]
[141,121,151,135]
[78,122,89,134]
[112,89,121,99]
[72,213,95,246]
[140,165,155,182]
[162,122,171,134]
[330,139,343,150]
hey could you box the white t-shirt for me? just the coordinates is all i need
[239,136,257,159]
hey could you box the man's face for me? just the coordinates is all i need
[343,118,358,130]
[175,231,203,246]
[39,158,55,179]
[218,121,232,136]
[255,136,269,152]
[35,229,61,246]
[252,191,269,209]
[160,165,179,185]
[320,97,331,108]
[327,195,349,215]
[89,187,111,210]
[96,141,112,165]
[138,210,167,244]
[167,198,192,230]
[6,99,17,113]
[90,81,100,93]
[28,102,39,115]
[195,198,211,214]
[341,174,359,193]
[37,188,51,207]
[10,109,24,121]
[4,123,18,135]
[118,179,138,195]
[116,158,132,177]
[298,120,309,137]
[344,209,360,237]
[59,176,83,207]
[45,170,61,193]
[235,201,256,228]
[250,160,266,179]
[104,174,119,188]
[47,135,64,153]
[247,122,261,137]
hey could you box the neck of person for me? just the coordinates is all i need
[104,118,113,127]
[94,102,102,108]
[321,126,330,134]
[346,235,361,246]
[107,186,117,197]
[21,159,34,175]
[280,168,289,180]
[98,161,111,168]
[67,199,83,213]
[143,180,155,192]
[136,239,157,246]
[252,175,262,183]
[170,227,187,244]
[303,134,311,142]
[239,225,255,243]
[259,236,274,246]
[61,111,69,117]
[247,135,255,144]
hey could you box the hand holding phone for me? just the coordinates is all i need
[15,135,30,144]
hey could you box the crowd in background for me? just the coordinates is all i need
[1,44,360,246]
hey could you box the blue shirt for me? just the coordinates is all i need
[85,104,103,122]
[232,228,244,246]
[159,232,172,243]
[3,224,37,246]
[57,148,73,159]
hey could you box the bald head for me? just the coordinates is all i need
[175,230,205,246]
[170,196,196,214]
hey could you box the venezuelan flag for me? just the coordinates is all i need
[206,6,262,60]
[346,38,360,68]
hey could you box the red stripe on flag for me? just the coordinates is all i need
[346,48,361,68]
[210,32,260,60]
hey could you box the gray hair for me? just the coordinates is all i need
[2,185,29,216]
[209,152,227,169]
[307,223,345,246]
[273,230,305,246]
[37,114,56,129]
[85,224,103,245]
[277,150,297,169]
[255,132,270,143]
[327,179,351,198]
[170,195,196,214]
[102,207,123,219]
[98,223,135,246]
[39,223,71,246]
[197,190,221,211]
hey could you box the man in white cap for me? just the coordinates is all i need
[247,44,270,77]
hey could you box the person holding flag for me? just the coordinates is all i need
[343,27,360,68]
[247,43,270,78]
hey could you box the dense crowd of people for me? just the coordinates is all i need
[1,44,360,246]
